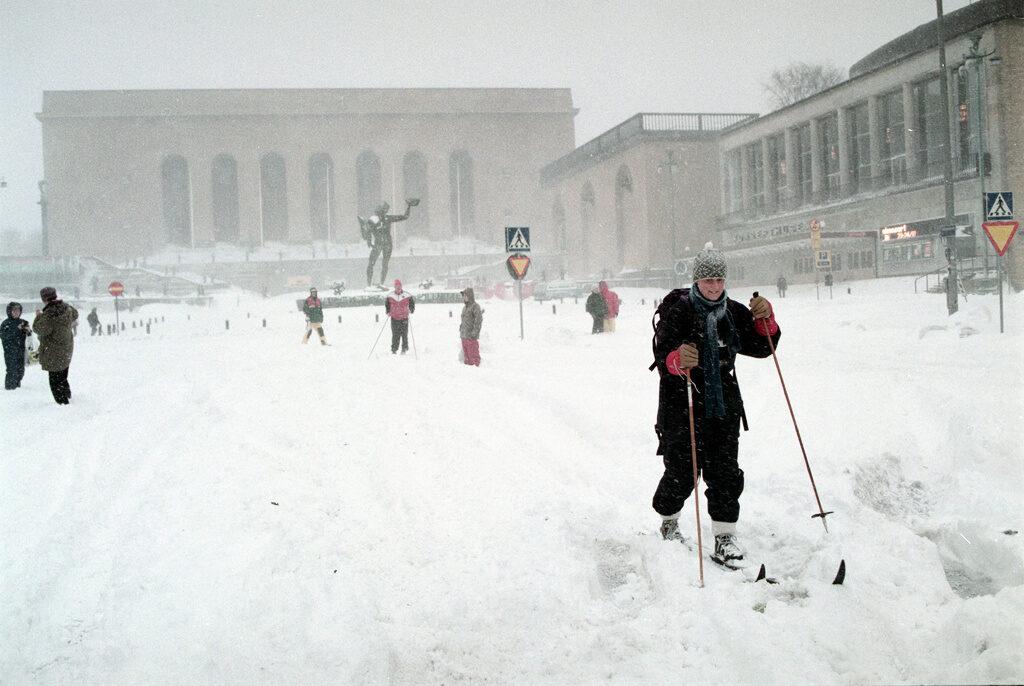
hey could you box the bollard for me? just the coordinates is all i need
[247,312,251,319]
[574,297,579,305]
[642,299,645,306]
[449,310,452,318]
[262,318,267,328]
[375,313,379,323]
[225,320,230,330]
[146,323,150,334]
[162,316,165,323]
[187,315,191,321]
[552,304,556,315]
[121,322,125,331]
[132,321,136,328]
[338,315,342,323]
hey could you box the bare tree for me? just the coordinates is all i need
[762,62,846,110]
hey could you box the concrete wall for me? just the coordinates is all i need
[39,89,576,260]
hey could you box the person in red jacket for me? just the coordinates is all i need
[599,280,620,333]
[385,279,415,354]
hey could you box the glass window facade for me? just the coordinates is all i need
[820,113,840,201]
[767,133,786,207]
[796,124,812,204]
[725,149,742,213]
[914,76,944,178]
[878,90,906,187]
[848,103,871,193]
[747,142,764,211]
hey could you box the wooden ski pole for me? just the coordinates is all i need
[753,291,832,532]
[684,369,705,588]
[409,317,418,359]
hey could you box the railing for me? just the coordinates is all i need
[543,112,758,181]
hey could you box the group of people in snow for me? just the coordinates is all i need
[584,280,621,334]
[301,278,484,365]
[2,287,79,404]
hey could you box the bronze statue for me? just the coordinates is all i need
[359,199,419,288]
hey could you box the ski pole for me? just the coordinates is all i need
[409,317,418,359]
[752,291,833,532]
[684,369,705,588]
[367,317,388,359]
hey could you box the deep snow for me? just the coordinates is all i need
[1,278,1022,684]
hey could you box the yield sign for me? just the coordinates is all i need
[506,253,531,280]
[982,221,1019,256]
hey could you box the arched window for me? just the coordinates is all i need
[161,155,192,247]
[211,154,239,243]
[449,151,475,238]
[356,150,382,218]
[552,197,566,253]
[260,153,288,242]
[580,182,596,275]
[309,154,334,241]
[402,151,429,236]
[614,165,634,267]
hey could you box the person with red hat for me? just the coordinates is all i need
[32,287,78,405]
[384,279,415,354]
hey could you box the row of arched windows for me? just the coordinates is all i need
[550,164,636,272]
[160,151,476,246]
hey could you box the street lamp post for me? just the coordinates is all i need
[935,0,960,315]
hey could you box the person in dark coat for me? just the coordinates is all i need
[459,287,483,366]
[87,308,101,335]
[585,286,608,334]
[776,275,788,298]
[32,287,79,404]
[302,287,328,345]
[385,279,415,354]
[1,302,31,390]
[651,245,780,567]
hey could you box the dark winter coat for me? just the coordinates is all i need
[2,303,31,361]
[585,291,608,319]
[87,310,100,327]
[459,288,483,339]
[303,296,324,323]
[33,300,78,372]
[653,289,780,443]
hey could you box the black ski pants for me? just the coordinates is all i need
[391,319,409,353]
[48,368,71,404]
[591,315,604,334]
[653,408,744,523]
[4,351,25,389]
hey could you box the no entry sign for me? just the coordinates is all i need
[108,281,125,297]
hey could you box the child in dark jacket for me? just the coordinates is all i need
[1,302,31,389]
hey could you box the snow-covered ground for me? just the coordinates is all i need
[2,278,1022,684]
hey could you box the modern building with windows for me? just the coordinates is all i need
[541,112,755,279]
[716,0,1024,289]
[37,88,576,259]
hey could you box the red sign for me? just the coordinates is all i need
[108,281,125,297]
[982,221,1019,257]
[506,254,531,280]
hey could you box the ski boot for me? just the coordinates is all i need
[711,533,746,569]
[660,517,685,542]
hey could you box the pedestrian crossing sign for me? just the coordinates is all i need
[505,226,531,252]
[985,192,1014,220]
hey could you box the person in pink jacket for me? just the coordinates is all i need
[385,279,415,354]
[599,281,620,333]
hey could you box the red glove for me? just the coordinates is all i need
[751,299,778,336]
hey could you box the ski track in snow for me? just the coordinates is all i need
[1,278,1022,684]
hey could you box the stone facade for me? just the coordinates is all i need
[541,113,754,279]
[716,0,1024,289]
[38,89,576,259]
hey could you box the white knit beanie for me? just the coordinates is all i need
[692,242,727,280]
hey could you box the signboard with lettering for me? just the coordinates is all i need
[815,250,832,270]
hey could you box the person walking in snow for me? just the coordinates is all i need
[599,280,620,333]
[302,287,328,345]
[459,287,483,366]
[585,285,608,334]
[32,287,79,405]
[776,275,788,298]
[651,245,780,567]
[86,307,100,336]
[2,302,32,390]
[385,279,415,354]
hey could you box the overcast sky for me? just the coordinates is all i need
[0,0,976,234]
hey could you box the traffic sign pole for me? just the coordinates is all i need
[114,295,120,334]
[518,280,524,341]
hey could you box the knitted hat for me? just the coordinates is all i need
[691,243,727,280]
[39,287,58,303]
